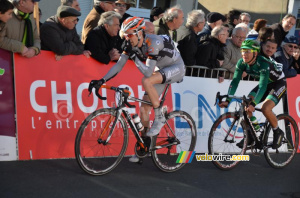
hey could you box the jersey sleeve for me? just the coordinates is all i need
[131,35,163,77]
[227,58,244,102]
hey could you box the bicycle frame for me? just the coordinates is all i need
[104,84,172,150]
[220,94,270,150]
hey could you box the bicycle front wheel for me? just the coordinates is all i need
[75,108,128,175]
[208,112,248,170]
[151,111,197,172]
[264,114,299,169]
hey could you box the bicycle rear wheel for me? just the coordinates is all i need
[208,112,248,170]
[75,108,128,175]
[151,111,197,172]
[264,114,299,169]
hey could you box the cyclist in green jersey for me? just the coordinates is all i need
[219,39,286,149]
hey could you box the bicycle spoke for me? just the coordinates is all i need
[151,111,196,172]
[75,109,128,175]
[208,112,247,170]
[264,114,299,169]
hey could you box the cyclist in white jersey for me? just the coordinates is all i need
[88,17,185,142]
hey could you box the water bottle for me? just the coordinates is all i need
[250,116,260,131]
[132,114,144,132]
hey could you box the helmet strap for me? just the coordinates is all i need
[246,52,257,64]
[136,30,144,47]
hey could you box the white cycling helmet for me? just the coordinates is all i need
[120,17,146,38]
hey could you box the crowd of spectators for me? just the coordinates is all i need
[0,0,299,79]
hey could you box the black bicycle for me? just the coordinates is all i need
[208,92,299,170]
[75,84,197,175]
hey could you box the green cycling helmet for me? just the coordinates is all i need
[241,39,260,52]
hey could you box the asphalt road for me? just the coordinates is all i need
[1,154,300,198]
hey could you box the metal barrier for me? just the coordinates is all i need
[185,65,257,81]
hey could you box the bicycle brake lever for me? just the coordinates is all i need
[215,92,220,106]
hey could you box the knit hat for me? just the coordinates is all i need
[57,5,81,18]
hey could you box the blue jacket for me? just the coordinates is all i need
[274,49,297,78]
[197,23,212,44]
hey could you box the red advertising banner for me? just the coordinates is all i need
[287,77,300,152]
[14,51,172,160]
[0,49,17,160]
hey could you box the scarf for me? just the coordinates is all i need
[19,10,34,47]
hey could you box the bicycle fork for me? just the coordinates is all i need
[223,115,242,143]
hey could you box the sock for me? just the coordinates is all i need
[273,126,279,132]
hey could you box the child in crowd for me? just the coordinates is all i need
[0,0,14,33]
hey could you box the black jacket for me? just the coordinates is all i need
[270,23,288,47]
[85,25,121,64]
[177,25,197,66]
[40,16,84,55]
[153,17,170,36]
[120,13,132,26]
[196,36,226,69]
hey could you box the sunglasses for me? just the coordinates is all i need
[116,3,127,7]
[124,32,137,39]
[241,49,256,54]
[288,44,298,49]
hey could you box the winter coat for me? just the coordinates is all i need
[270,23,288,47]
[81,6,105,44]
[85,25,121,64]
[153,17,170,37]
[177,25,198,66]
[274,49,297,78]
[197,23,212,43]
[196,36,226,69]
[0,8,40,53]
[222,38,241,74]
[40,16,84,55]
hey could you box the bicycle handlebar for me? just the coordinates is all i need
[92,84,135,108]
[215,92,252,106]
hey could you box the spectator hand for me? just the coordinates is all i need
[83,50,91,58]
[88,79,105,96]
[109,48,120,61]
[242,71,247,78]
[55,54,63,61]
[218,76,224,83]
[21,46,29,56]
[218,59,224,66]
[22,48,36,58]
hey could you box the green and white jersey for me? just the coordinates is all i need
[227,55,284,105]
